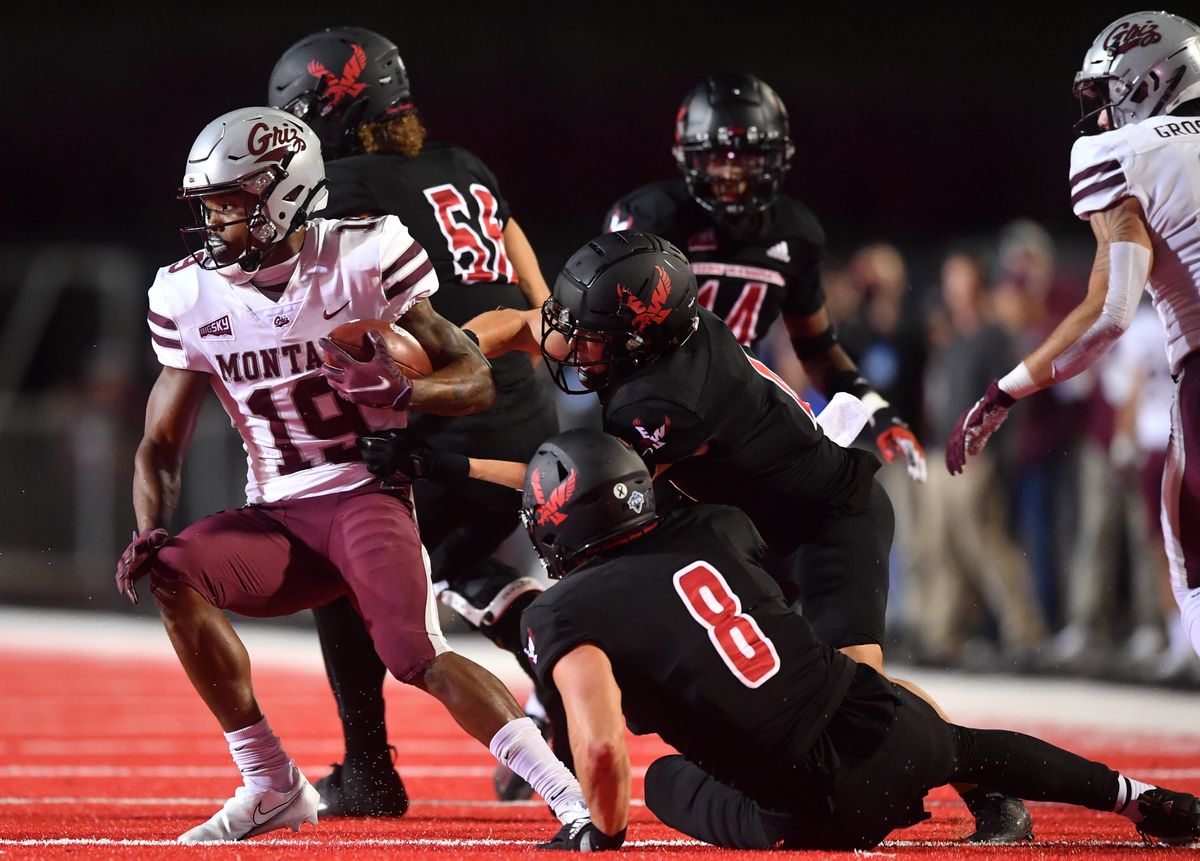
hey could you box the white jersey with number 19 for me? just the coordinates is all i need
[146,215,437,504]
[1070,116,1200,374]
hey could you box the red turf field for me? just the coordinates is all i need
[2,646,1198,860]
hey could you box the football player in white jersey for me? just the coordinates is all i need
[113,107,588,843]
[946,11,1200,665]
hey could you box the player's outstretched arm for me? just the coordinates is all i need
[118,367,208,604]
[947,197,1153,474]
[399,300,499,415]
[1021,197,1153,387]
[785,306,926,482]
[503,217,551,309]
[463,307,546,360]
[550,645,629,847]
[359,431,530,490]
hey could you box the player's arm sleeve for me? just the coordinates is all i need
[146,273,198,371]
[604,398,708,469]
[521,599,596,693]
[322,161,380,218]
[378,215,439,319]
[1069,134,1137,219]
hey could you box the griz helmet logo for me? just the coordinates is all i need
[531,467,577,525]
[617,265,673,335]
[1104,21,1162,55]
[307,44,368,110]
[247,122,308,164]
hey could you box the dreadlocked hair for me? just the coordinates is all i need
[357,109,427,158]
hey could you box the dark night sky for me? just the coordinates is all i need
[7,1,1150,270]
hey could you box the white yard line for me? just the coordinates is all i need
[2,606,1198,735]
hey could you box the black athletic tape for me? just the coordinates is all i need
[829,369,873,399]
[791,326,838,359]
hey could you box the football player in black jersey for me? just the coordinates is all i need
[267,26,561,814]
[368,231,1032,840]
[604,72,926,483]
[520,429,1200,851]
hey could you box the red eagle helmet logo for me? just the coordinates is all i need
[617,265,673,335]
[307,44,368,109]
[531,467,577,526]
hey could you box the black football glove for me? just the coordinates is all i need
[538,818,625,852]
[359,430,470,485]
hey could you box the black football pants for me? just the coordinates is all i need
[644,685,1120,851]
[768,478,894,649]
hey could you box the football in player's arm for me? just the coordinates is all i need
[270,25,566,812]
[116,107,589,843]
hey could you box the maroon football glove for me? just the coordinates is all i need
[946,380,1016,475]
[115,527,169,605]
[319,330,414,410]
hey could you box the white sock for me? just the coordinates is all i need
[225,716,294,793]
[1113,774,1157,822]
[490,716,587,824]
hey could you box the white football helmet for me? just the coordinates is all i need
[178,107,328,273]
[1074,11,1200,133]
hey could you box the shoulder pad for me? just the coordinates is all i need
[1069,130,1132,219]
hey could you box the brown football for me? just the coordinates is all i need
[325,318,433,378]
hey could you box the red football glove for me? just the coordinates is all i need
[946,380,1016,475]
[876,426,927,483]
[319,330,414,410]
[115,527,169,605]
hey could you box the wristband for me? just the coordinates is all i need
[998,362,1038,400]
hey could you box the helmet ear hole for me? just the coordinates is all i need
[1131,81,1151,104]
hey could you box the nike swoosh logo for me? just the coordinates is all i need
[252,784,304,826]
[356,376,394,393]
[323,302,350,320]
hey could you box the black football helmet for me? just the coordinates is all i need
[521,430,657,579]
[672,72,795,220]
[542,231,699,394]
[268,26,412,159]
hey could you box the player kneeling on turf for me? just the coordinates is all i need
[519,429,1200,851]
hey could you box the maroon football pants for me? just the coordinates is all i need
[148,483,448,682]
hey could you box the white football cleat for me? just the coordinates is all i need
[177,764,319,843]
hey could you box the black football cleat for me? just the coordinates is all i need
[962,788,1034,843]
[314,747,409,817]
[1136,788,1200,846]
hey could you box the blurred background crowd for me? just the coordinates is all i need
[2,3,1196,688]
